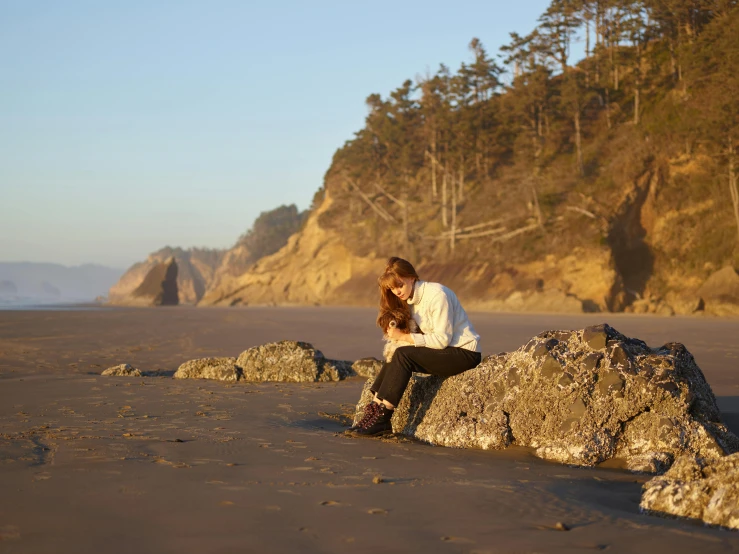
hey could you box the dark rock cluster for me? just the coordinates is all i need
[104,341,354,383]
[353,324,739,472]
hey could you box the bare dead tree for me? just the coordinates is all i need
[729,138,739,244]
[450,171,457,253]
[442,167,448,228]
[374,181,408,244]
[346,179,396,223]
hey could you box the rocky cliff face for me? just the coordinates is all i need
[198,193,623,312]
[435,157,738,316]
[605,156,739,316]
[200,152,739,314]
[109,247,223,306]
[204,205,307,298]
[109,205,305,307]
[109,151,738,314]
[185,11,738,315]
[199,190,386,306]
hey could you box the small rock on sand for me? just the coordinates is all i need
[237,341,353,383]
[353,357,383,379]
[174,357,240,382]
[101,364,142,377]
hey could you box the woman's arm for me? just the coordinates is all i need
[410,290,453,349]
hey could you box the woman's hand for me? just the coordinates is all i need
[387,326,414,344]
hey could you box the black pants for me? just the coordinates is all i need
[371,346,482,407]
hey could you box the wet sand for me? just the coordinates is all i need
[0,307,738,553]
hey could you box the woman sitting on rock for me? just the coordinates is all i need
[349,257,482,436]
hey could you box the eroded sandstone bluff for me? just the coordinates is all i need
[353,324,739,472]
[640,453,739,530]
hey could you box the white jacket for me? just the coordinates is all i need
[407,281,481,352]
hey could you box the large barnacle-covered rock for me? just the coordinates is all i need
[352,324,739,471]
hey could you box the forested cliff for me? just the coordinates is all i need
[195,2,739,314]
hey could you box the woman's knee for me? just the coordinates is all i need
[391,345,415,363]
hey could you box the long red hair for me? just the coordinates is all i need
[376,257,419,329]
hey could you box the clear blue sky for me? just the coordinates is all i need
[1,0,560,269]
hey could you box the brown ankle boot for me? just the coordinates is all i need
[353,405,394,437]
[346,402,380,433]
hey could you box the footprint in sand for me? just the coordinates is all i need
[0,525,20,541]
[319,500,342,506]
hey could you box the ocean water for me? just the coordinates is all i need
[0,298,107,311]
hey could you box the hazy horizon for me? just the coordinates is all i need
[0,260,126,271]
[0,260,125,302]
[1,0,562,268]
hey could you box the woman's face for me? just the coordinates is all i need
[390,277,415,301]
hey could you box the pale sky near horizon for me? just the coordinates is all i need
[1,0,564,269]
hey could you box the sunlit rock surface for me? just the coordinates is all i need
[641,453,739,530]
[174,357,240,382]
[352,357,383,379]
[101,363,143,377]
[353,324,739,471]
[698,266,739,316]
[236,341,353,383]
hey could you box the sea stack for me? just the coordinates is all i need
[124,256,179,306]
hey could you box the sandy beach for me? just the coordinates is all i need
[1,306,738,553]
